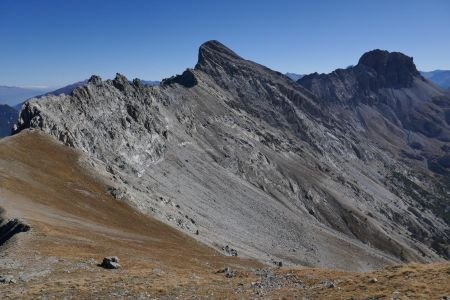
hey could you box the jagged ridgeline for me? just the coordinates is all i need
[13,40,450,270]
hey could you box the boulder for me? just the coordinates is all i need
[217,267,236,278]
[100,256,120,269]
[222,245,238,256]
[0,275,16,284]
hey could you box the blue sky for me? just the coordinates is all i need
[0,0,449,87]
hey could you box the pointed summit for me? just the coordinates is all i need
[195,40,243,72]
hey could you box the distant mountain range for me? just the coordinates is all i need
[47,80,88,97]
[285,72,303,81]
[0,104,17,137]
[421,70,450,89]
[0,86,52,106]
[141,80,160,86]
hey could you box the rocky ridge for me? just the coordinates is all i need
[12,41,450,270]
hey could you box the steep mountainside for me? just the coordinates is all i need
[421,70,450,89]
[299,50,450,172]
[0,104,17,137]
[12,41,450,270]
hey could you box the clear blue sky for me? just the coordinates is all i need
[1,0,449,87]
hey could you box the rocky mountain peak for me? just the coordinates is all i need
[195,40,243,72]
[357,49,420,88]
[112,73,131,91]
[88,75,102,85]
[9,41,450,271]
[298,49,425,102]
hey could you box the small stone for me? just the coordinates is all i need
[322,280,336,288]
[217,267,236,278]
[100,256,121,269]
[0,275,16,284]
[369,277,378,283]
[271,259,283,267]
[222,245,238,256]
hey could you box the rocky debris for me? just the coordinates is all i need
[100,256,120,269]
[217,267,236,278]
[222,245,238,257]
[0,218,31,246]
[252,269,304,293]
[0,275,16,284]
[108,186,127,200]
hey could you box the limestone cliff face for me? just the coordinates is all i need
[14,75,168,175]
[12,41,450,270]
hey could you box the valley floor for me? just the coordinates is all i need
[0,131,449,299]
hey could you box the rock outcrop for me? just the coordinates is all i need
[100,256,121,269]
[0,217,30,246]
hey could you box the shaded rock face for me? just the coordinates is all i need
[298,50,426,103]
[0,105,17,138]
[12,41,450,270]
[357,49,420,88]
[298,49,450,172]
